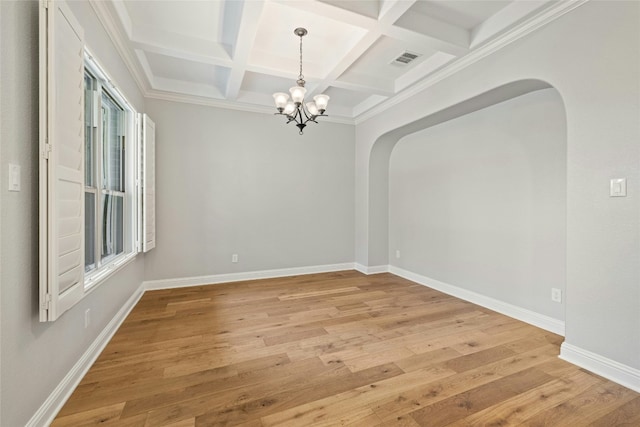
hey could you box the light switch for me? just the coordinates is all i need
[610,178,626,197]
[8,164,21,192]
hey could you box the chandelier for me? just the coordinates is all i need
[273,28,330,135]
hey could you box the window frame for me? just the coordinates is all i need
[82,51,139,293]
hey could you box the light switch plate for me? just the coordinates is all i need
[610,178,626,197]
[8,164,21,192]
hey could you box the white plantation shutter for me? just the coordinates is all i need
[142,114,156,252]
[39,0,85,321]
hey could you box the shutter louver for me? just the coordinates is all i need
[39,0,85,321]
[142,114,156,252]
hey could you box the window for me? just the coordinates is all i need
[82,56,138,290]
[84,70,127,275]
[39,0,152,321]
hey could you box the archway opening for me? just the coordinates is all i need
[367,80,567,324]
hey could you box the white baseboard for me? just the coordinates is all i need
[389,265,565,336]
[27,286,145,427]
[143,262,356,291]
[354,263,389,275]
[560,343,640,393]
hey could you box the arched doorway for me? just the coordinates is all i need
[366,80,567,329]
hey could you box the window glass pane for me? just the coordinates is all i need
[84,73,95,187]
[101,93,125,192]
[85,192,96,271]
[102,193,124,260]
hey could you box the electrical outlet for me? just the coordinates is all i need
[395,250,401,259]
[8,164,21,192]
[232,254,238,263]
[84,309,91,328]
[551,288,562,303]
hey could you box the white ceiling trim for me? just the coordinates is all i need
[354,0,590,124]
[89,0,589,128]
[224,2,265,99]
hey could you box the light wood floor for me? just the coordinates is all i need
[53,271,640,426]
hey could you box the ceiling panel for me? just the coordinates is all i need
[318,0,380,19]
[123,1,224,42]
[249,1,369,78]
[145,52,230,89]
[240,71,303,95]
[409,1,512,30]
[340,35,440,83]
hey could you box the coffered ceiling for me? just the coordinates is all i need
[91,0,571,123]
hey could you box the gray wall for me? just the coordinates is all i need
[389,88,566,321]
[143,99,355,281]
[356,1,639,371]
[0,2,145,426]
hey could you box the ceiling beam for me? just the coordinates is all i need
[225,1,266,100]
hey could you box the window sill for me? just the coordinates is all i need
[84,251,138,295]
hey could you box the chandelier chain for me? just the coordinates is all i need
[298,34,304,82]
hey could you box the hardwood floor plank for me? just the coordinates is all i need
[442,345,517,373]
[448,369,602,426]
[260,366,456,427]
[51,271,639,426]
[51,402,127,426]
[394,347,463,372]
[376,414,421,427]
[408,367,555,426]
[342,346,415,372]
[194,362,404,426]
[125,357,328,423]
[588,396,640,426]
[371,344,561,422]
[522,381,639,426]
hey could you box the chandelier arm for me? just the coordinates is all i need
[300,103,313,123]
[294,106,304,125]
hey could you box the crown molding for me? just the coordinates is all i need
[145,89,355,125]
[88,0,150,97]
[354,0,589,125]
